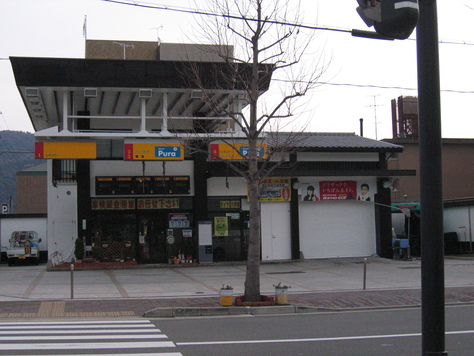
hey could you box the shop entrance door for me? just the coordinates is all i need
[211,212,249,262]
[137,214,167,263]
[261,202,291,260]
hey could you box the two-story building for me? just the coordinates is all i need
[10,41,414,265]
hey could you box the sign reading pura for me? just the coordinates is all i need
[124,143,184,160]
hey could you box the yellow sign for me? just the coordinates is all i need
[259,177,291,202]
[214,217,229,236]
[124,143,184,160]
[209,143,267,160]
[35,142,96,159]
[248,177,292,202]
[137,198,179,209]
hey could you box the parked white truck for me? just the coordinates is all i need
[6,231,42,266]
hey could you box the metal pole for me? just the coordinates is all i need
[70,264,74,299]
[417,1,447,354]
[363,258,367,290]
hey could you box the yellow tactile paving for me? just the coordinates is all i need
[0,301,136,319]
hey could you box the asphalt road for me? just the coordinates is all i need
[153,305,474,356]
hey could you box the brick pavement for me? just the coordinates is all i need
[0,286,473,319]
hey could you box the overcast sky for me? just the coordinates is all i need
[1,0,473,139]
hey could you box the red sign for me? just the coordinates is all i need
[319,181,357,200]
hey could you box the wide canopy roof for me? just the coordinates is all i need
[10,57,273,132]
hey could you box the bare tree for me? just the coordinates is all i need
[184,0,327,302]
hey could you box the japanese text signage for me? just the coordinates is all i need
[35,142,97,159]
[124,143,184,160]
[91,198,180,210]
[319,181,358,200]
[91,199,136,210]
[258,177,291,202]
[209,143,267,160]
[302,180,374,202]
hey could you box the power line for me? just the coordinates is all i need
[102,0,474,46]
[272,79,474,94]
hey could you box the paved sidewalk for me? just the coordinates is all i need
[0,256,473,319]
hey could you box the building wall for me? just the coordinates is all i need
[16,174,47,214]
[85,40,232,62]
[386,139,474,201]
[86,40,159,60]
[46,160,77,263]
[444,206,474,245]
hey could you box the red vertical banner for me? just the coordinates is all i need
[35,142,44,159]
[124,143,133,160]
[209,144,220,160]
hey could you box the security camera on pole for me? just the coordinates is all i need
[356,0,419,39]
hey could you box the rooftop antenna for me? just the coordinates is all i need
[151,26,163,45]
[112,41,134,59]
[366,94,383,140]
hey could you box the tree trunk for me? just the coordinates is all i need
[244,149,261,301]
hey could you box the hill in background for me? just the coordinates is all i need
[0,130,41,213]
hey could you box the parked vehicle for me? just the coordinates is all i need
[6,231,42,266]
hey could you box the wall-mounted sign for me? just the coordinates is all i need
[302,181,375,202]
[35,142,97,159]
[258,177,291,202]
[124,143,184,160]
[95,176,190,195]
[137,198,179,209]
[209,143,267,160]
[214,216,229,236]
[91,198,136,210]
[169,213,191,228]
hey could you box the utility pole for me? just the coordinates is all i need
[354,1,446,354]
[417,1,447,355]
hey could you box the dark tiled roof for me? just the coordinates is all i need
[267,132,403,152]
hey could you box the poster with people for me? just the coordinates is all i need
[302,181,374,202]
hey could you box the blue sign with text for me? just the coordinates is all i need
[155,146,182,159]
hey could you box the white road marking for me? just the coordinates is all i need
[0,320,150,325]
[16,354,183,356]
[0,320,182,355]
[0,328,160,335]
[0,333,168,340]
[0,341,176,350]
[0,323,155,330]
[177,330,474,346]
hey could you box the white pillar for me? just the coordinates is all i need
[140,98,147,133]
[162,92,169,134]
[62,91,69,132]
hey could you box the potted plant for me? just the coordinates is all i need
[219,285,234,306]
[74,237,85,263]
[91,246,101,261]
[274,282,290,305]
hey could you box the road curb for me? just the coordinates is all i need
[143,305,297,318]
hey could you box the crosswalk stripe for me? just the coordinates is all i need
[0,341,176,350]
[0,334,168,340]
[0,328,161,335]
[0,319,182,355]
[0,323,155,330]
[16,354,183,356]
[0,320,150,325]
